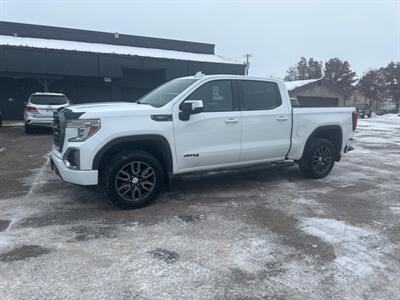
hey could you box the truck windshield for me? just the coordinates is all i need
[30,95,68,105]
[138,79,197,107]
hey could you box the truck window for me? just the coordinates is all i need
[239,81,282,111]
[187,80,233,112]
[138,78,197,107]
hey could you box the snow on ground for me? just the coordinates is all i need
[301,217,381,276]
[0,114,399,299]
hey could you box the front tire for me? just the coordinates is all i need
[103,150,164,209]
[25,124,33,134]
[298,138,335,179]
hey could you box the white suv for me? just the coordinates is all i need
[50,74,356,209]
[24,92,70,134]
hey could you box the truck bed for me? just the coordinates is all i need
[288,107,355,160]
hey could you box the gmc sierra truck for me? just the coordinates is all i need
[50,74,357,209]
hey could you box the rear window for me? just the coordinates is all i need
[30,95,68,105]
[239,81,282,111]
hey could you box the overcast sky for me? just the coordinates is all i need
[1,0,399,78]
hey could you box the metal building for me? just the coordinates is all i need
[0,21,245,120]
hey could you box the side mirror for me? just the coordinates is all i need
[179,100,204,121]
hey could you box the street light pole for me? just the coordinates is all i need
[244,53,252,76]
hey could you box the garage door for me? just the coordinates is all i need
[297,96,338,107]
[121,87,151,102]
[76,86,112,103]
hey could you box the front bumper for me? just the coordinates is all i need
[50,146,98,185]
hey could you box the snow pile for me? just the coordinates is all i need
[229,238,273,272]
[0,34,239,64]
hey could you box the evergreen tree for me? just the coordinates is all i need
[296,57,308,80]
[358,68,385,101]
[324,58,357,94]
[308,58,323,79]
[382,62,400,113]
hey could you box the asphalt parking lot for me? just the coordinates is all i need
[0,116,399,300]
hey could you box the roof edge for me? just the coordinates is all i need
[0,35,241,65]
[0,21,215,55]
[288,78,347,95]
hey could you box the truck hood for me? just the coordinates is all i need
[67,102,157,116]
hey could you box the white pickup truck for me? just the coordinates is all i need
[50,74,357,209]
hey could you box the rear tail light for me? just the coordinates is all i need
[25,106,38,113]
[352,111,358,131]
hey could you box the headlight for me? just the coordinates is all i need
[67,119,101,142]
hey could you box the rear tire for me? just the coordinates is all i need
[103,150,164,209]
[298,138,335,179]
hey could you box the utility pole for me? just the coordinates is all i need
[244,53,252,76]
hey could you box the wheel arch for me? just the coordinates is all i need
[93,135,173,179]
[301,125,343,161]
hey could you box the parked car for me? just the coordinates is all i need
[379,99,398,115]
[355,104,372,118]
[24,92,70,134]
[50,74,356,209]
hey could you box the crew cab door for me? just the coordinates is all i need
[239,80,291,162]
[173,80,241,171]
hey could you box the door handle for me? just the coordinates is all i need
[224,118,239,124]
[276,115,289,121]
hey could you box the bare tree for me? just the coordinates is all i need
[284,57,322,81]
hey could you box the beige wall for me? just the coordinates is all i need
[347,90,369,106]
[289,84,345,106]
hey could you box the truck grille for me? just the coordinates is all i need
[53,109,66,151]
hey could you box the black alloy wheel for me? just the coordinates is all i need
[298,138,336,179]
[311,144,333,176]
[103,150,164,209]
[115,161,156,201]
